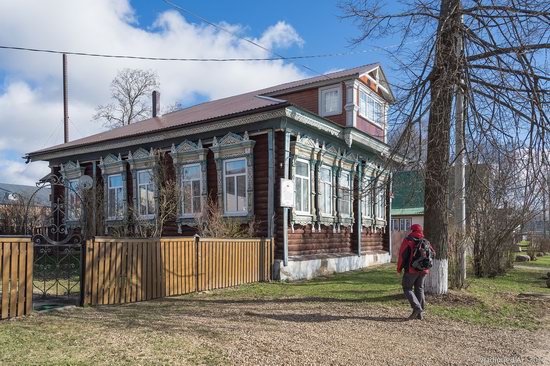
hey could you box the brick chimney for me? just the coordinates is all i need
[152,90,160,118]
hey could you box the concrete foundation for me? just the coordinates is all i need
[274,251,391,281]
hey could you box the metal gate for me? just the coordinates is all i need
[25,174,89,308]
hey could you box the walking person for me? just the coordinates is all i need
[397,224,435,320]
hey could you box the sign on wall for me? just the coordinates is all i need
[280,178,294,208]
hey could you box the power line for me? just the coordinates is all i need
[162,0,330,78]
[0,44,371,62]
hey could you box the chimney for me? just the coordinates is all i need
[152,90,160,118]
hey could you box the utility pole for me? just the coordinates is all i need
[63,53,69,143]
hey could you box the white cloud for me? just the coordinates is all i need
[0,0,306,184]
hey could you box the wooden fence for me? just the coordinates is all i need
[83,236,273,306]
[0,237,33,319]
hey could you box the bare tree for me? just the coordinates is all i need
[94,69,160,129]
[342,0,549,293]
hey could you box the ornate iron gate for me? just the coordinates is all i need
[25,174,89,307]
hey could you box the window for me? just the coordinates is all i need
[376,186,386,220]
[294,159,310,214]
[223,158,247,215]
[67,179,81,221]
[362,179,372,218]
[107,174,124,220]
[391,219,399,231]
[338,171,351,217]
[137,170,155,218]
[319,85,342,116]
[319,166,332,216]
[359,89,384,126]
[181,164,202,216]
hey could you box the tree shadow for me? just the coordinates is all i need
[243,311,407,323]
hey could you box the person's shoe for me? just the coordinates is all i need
[408,309,422,320]
[417,311,424,320]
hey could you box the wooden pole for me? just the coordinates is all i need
[62,54,69,143]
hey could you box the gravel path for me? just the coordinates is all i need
[18,295,547,366]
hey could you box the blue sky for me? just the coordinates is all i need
[0,0,403,185]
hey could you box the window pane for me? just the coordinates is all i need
[225,159,246,175]
[296,161,309,177]
[109,175,122,188]
[147,186,155,215]
[193,197,201,214]
[183,165,201,180]
[192,180,201,198]
[295,177,302,211]
[225,176,236,212]
[138,170,151,185]
[108,189,115,217]
[302,179,309,212]
[183,181,192,214]
[359,91,367,116]
[320,167,331,182]
[237,175,246,211]
[324,90,339,113]
[139,186,147,215]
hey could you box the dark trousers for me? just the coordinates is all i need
[402,272,426,311]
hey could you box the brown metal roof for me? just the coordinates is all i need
[28,63,379,158]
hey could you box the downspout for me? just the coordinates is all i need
[267,129,275,239]
[356,161,363,256]
[283,130,291,266]
[388,173,393,258]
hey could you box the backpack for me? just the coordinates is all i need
[406,236,434,271]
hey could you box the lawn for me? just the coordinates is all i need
[518,255,550,268]
[0,264,548,365]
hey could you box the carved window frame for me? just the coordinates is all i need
[59,160,85,226]
[209,132,255,220]
[290,134,319,228]
[316,143,340,229]
[336,152,359,229]
[170,139,209,228]
[361,162,376,226]
[99,153,128,225]
[128,148,157,221]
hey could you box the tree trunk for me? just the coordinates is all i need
[424,0,462,294]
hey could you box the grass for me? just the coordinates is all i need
[518,255,550,268]
[0,263,548,365]
[206,263,549,330]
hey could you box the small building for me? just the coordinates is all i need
[26,64,398,280]
[0,182,50,234]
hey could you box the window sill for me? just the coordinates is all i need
[223,212,248,217]
[320,110,341,117]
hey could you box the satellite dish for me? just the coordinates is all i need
[78,175,94,190]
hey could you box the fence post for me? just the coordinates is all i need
[194,235,199,292]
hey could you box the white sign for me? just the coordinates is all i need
[280,178,294,208]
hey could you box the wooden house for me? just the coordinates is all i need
[26,63,398,280]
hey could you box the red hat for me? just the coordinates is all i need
[410,224,423,233]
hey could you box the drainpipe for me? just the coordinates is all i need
[283,130,291,266]
[267,129,275,239]
[388,173,393,258]
[356,161,363,256]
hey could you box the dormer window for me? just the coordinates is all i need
[319,85,342,117]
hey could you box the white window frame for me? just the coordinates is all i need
[107,174,124,220]
[294,158,311,215]
[222,157,248,216]
[319,84,342,117]
[362,178,373,219]
[136,169,155,219]
[358,87,385,128]
[319,166,332,216]
[180,163,202,218]
[376,185,386,220]
[339,171,352,218]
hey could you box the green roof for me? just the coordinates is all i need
[391,171,424,213]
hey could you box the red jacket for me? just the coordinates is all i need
[397,231,435,275]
